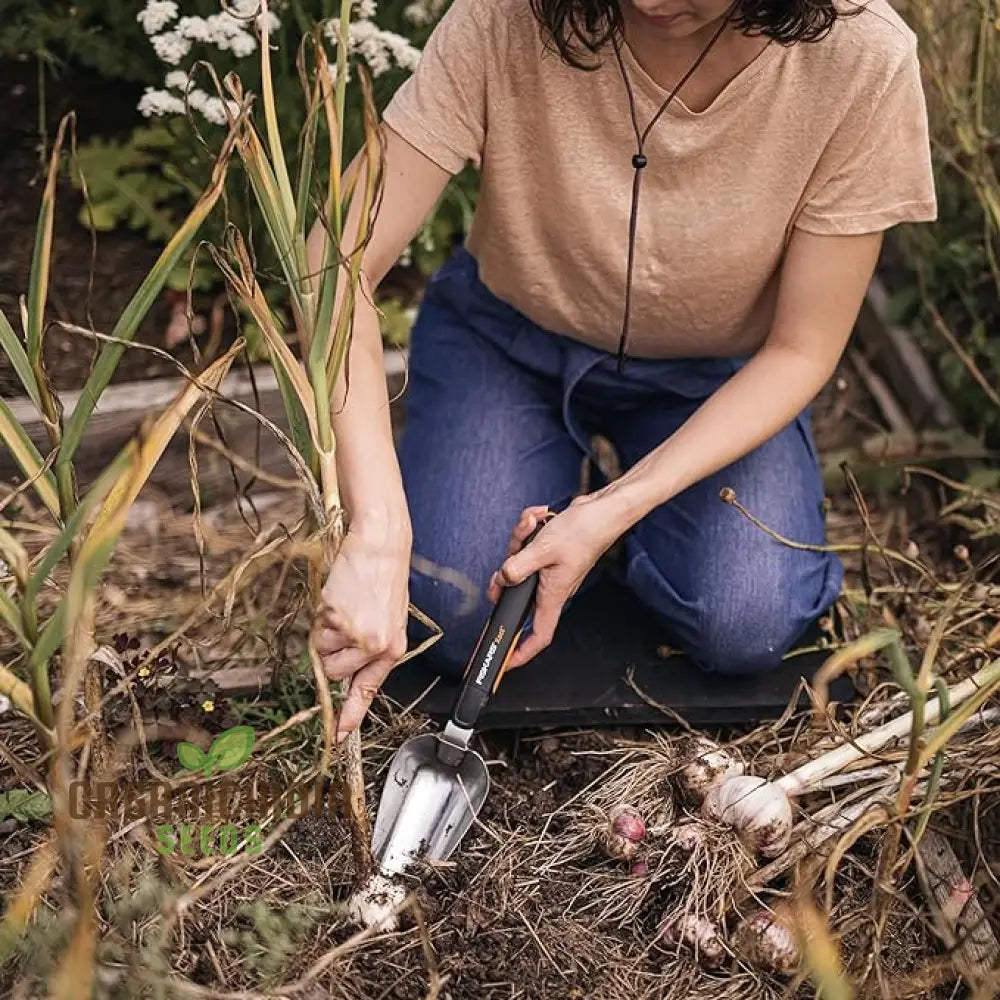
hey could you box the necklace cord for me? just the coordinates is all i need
[612,7,736,372]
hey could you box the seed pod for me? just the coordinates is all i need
[678,737,745,805]
[735,910,800,976]
[702,776,792,858]
[660,914,727,969]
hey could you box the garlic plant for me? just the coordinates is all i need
[202,0,444,923]
[681,653,1000,861]
[0,109,246,989]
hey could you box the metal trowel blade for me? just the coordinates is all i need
[372,733,490,876]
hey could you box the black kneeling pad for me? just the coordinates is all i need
[380,576,853,730]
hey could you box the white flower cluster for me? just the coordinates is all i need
[138,0,179,34]
[138,88,186,117]
[403,0,447,27]
[326,18,421,77]
[137,0,424,125]
[139,78,240,125]
[137,0,281,120]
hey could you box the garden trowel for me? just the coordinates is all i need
[372,526,545,875]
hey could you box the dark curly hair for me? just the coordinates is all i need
[528,1,861,69]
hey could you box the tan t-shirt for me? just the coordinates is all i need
[382,0,937,358]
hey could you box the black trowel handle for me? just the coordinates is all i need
[451,521,548,731]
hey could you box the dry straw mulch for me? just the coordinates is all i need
[2,464,999,999]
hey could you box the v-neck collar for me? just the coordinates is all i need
[619,33,783,118]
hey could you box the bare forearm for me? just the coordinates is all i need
[308,127,450,543]
[588,230,880,535]
[330,283,412,541]
[595,342,835,528]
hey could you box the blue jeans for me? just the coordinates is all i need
[398,247,843,677]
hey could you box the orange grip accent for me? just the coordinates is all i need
[493,628,524,692]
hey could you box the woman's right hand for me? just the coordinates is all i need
[312,517,412,740]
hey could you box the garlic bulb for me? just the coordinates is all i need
[609,804,646,843]
[598,804,646,861]
[735,910,800,976]
[597,827,640,861]
[672,822,707,854]
[660,913,727,969]
[347,873,406,931]
[702,776,792,858]
[678,737,745,805]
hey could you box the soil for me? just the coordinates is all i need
[0,59,175,393]
[278,733,623,1000]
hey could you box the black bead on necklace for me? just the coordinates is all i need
[612,10,735,373]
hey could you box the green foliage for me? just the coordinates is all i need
[8,868,182,1000]
[0,2,156,82]
[218,892,325,985]
[3,825,327,997]
[894,171,1000,439]
[890,1,1000,443]
[0,789,52,824]
[9,0,476,353]
[70,126,222,291]
[72,127,195,242]
[229,653,318,728]
[58,0,475,316]
[378,295,415,347]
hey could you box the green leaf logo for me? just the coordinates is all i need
[177,726,255,777]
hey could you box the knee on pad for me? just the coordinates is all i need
[687,594,807,675]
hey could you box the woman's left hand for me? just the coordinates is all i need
[486,496,622,669]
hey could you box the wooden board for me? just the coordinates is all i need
[1,351,408,507]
